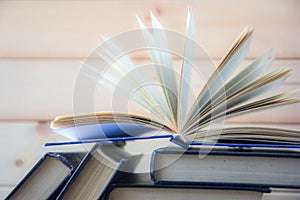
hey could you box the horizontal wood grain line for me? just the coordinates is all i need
[0,0,299,59]
[1,58,300,81]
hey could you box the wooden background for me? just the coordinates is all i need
[0,0,300,198]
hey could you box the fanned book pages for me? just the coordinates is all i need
[48,10,300,148]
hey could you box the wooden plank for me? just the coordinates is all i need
[0,58,300,122]
[0,0,299,59]
[0,59,79,120]
[0,122,90,185]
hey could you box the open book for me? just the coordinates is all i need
[49,10,300,148]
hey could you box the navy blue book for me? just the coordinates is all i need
[5,151,86,200]
[104,173,269,200]
[150,147,300,189]
[56,142,141,200]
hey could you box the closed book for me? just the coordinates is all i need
[104,173,268,200]
[57,142,141,200]
[151,147,300,188]
[5,151,86,200]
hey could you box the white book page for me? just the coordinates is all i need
[184,68,294,134]
[184,50,274,130]
[186,27,253,124]
[137,15,178,127]
[178,9,195,131]
[82,31,174,126]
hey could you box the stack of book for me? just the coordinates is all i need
[6,143,300,200]
[6,10,300,200]
[105,146,300,200]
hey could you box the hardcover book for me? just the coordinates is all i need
[104,173,268,200]
[57,143,141,200]
[6,152,86,200]
[150,147,300,188]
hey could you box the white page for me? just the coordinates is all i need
[195,50,274,119]
[186,27,253,122]
[137,15,178,126]
[178,9,195,131]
